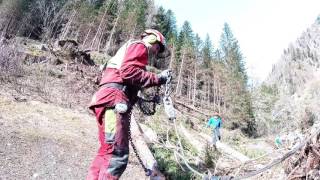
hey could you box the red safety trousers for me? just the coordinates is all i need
[86,88,131,180]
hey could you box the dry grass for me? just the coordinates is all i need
[0,93,147,180]
[0,95,95,142]
[0,94,97,179]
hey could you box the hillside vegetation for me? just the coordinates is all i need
[253,16,320,136]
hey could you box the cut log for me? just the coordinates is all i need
[179,123,204,153]
[174,98,211,117]
[139,123,158,144]
[198,132,251,163]
[130,114,165,180]
[178,122,250,163]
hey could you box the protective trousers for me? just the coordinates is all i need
[86,105,131,180]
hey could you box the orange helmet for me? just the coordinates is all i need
[142,29,166,53]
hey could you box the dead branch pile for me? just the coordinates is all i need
[284,131,320,180]
[50,39,95,66]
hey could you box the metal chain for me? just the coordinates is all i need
[127,111,152,176]
[127,72,173,176]
[163,73,176,120]
[164,74,172,98]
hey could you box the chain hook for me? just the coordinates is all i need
[163,71,176,120]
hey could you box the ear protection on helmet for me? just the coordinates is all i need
[141,29,166,53]
[145,34,158,44]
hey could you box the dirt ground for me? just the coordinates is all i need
[0,91,146,180]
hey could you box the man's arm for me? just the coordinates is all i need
[119,43,160,88]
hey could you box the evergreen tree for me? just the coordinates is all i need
[220,23,247,82]
[214,49,222,61]
[219,22,255,135]
[153,7,167,34]
[194,33,203,59]
[134,0,148,32]
[202,34,213,68]
[120,0,148,37]
[87,0,105,8]
[174,20,194,62]
[316,15,320,24]
[165,9,177,43]
[152,7,177,44]
[178,21,194,48]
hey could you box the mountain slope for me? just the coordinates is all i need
[254,16,320,135]
[0,92,145,180]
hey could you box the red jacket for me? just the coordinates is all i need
[89,40,160,110]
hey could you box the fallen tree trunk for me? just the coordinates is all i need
[179,123,205,153]
[198,132,251,163]
[174,98,210,117]
[179,123,250,163]
[130,114,165,180]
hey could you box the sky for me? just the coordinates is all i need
[154,0,320,82]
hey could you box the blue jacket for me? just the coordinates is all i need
[207,116,222,129]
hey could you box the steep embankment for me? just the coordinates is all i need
[0,91,145,180]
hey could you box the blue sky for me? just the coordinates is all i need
[154,0,320,82]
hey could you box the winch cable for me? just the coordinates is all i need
[162,73,205,178]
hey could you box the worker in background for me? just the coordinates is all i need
[206,112,223,146]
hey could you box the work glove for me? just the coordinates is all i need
[157,69,172,85]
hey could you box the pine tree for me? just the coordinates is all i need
[220,23,247,81]
[218,22,255,135]
[87,0,105,8]
[194,33,203,59]
[202,34,213,68]
[152,7,177,44]
[153,7,166,33]
[178,21,194,48]
[175,20,194,60]
[165,9,177,44]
